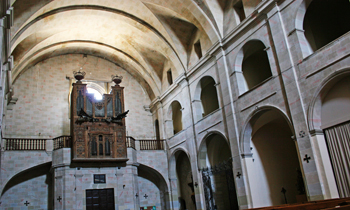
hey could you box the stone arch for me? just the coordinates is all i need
[241,106,303,207]
[168,147,191,177]
[241,105,294,155]
[193,76,220,121]
[1,162,53,209]
[235,39,273,95]
[197,130,230,169]
[197,131,239,210]
[168,149,196,210]
[138,164,170,210]
[86,81,106,95]
[296,0,350,57]
[307,68,350,198]
[166,100,183,136]
[308,69,350,132]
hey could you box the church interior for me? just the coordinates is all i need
[0,0,350,209]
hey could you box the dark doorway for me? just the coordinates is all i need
[86,188,115,210]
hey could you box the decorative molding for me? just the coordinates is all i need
[303,154,311,163]
[230,70,243,77]
[0,17,6,28]
[6,7,14,29]
[143,105,150,112]
[192,100,201,103]
[299,131,306,138]
[309,129,323,136]
[287,28,304,37]
[241,153,253,158]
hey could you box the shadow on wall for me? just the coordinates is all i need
[138,164,169,210]
[1,162,53,209]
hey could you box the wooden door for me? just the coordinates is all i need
[86,188,115,210]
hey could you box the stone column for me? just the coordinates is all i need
[169,178,179,210]
[116,164,140,209]
[52,148,72,210]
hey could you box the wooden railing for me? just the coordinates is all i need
[3,136,164,151]
[5,138,47,150]
[139,139,164,150]
[126,136,136,150]
[53,136,71,150]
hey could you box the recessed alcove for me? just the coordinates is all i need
[198,133,239,210]
[200,76,219,117]
[235,40,272,95]
[303,0,350,53]
[242,108,302,207]
[171,101,183,135]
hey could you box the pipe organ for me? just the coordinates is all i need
[70,73,128,162]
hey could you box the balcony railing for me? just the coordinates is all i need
[5,138,47,150]
[139,139,164,150]
[126,137,165,150]
[126,136,136,150]
[53,136,71,150]
[3,136,164,151]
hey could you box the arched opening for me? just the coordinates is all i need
[1,163,53,209]
[87,87,103,100]
[303,0,350,52]
[200,76,219,117]
[171,101,183,135]
[198,133,239,210]
[236,40,272,94]
[138,164,170,210]
[243,108,304,207]
[175,151,196,210]
[321,76,350,197]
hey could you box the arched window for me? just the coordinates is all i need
[87,87,103,100]
[303,0,350,52]
[200,77,219,117]
[171,101,183,135]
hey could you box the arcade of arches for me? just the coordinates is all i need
[0,0,350,209]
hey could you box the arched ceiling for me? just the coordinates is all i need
[11,0,223,100]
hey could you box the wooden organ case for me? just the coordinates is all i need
[70,74,128,162]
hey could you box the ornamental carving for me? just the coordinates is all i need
[70,75,128,162]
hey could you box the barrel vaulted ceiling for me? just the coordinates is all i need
[10,0,241,100]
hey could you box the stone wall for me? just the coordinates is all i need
[5,54,154,139]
